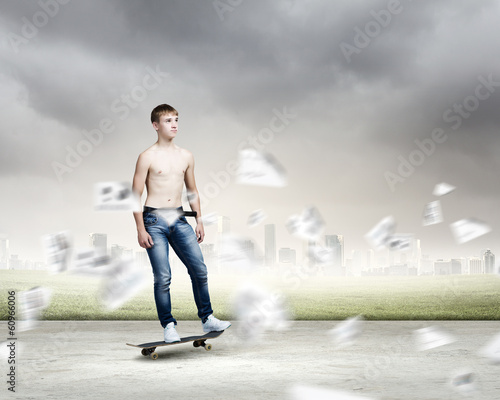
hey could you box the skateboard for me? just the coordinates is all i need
[126,330,224,360]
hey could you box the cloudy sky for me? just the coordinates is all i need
[1,0,499,264]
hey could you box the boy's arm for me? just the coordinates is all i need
[184,152,204,243]
[132,152,154,248]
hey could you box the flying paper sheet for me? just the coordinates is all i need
[72,247,112,275]
[201,212,218,226]
[450,218,491,244]
[42,230,72,274]
[94,181,140,212]
[386,234,413,252]
[449,369,477,395]
[218,234,258,271]
[99,258,148,311]
[423,200,443,226]
[308,243,334,266]
[328,315,364,347]
[155,208,183,226]
[286,206,325,241]
[232,283,290,342]
[237,148,287,187]
[413,326,455,351]
[247,209,267,228]
[19,287,52,331]
[478,332,500,363]
[364,216,396,250]
[433,182,456,197]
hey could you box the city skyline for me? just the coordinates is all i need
[2,202,499,267]
[1,222,496,276]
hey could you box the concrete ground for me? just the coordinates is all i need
[2,321,499,399]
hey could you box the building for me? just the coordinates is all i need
[412,239,422,271]
[0,235,9,269]
[217,216,230,234]
[9,254,22,270]
[419,254,433,275]
[346,249,375,276]
[110,244,129,259]
[325,234,344,275]
[33,261,46,271]
[215,216,231,272]
[123,248,133,260]
[385,263,409,276]
[89,233,107,255]
[135,250,150,269]
[200,243,217,272]
[483,249,495,274]
[367,249,374,270]
[468,257,483,274]
[351,250,366,276]
[242,240,256,262]
[344,258,352,275]
[451,258,464,275]
[264,224,276,267]
[279,247,296,266]
[434,259,451,275]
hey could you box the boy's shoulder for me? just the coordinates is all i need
[137,145,155,161]
[177,146,193,157]
[168,144,193,159]
[179,147,195,165]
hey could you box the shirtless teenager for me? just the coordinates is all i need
[132,104,231,343]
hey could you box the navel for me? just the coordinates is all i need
[158,170,162,174]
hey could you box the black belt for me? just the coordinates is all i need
[143,206,197,218]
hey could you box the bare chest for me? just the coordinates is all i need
[148,154,188,181]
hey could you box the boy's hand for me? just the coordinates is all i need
[195,222,205,243]
[138,230,154,248]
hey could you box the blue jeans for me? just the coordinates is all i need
[143,206,213,328]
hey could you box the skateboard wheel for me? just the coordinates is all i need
[151,353,159,360]
[205,344,212,351]
[141,349,149,356]
[193,341,200,348]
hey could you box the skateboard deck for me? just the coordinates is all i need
[126,330,224,360]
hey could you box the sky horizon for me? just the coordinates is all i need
[1,0,499,266]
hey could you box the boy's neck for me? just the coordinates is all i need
[156,137,176,149]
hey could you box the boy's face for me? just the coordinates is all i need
[153,113,178,139]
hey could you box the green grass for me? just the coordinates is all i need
[1,270,499,320]
[284,275,500,320]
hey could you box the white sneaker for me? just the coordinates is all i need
[164,322,181,343]
[202,314,231,333]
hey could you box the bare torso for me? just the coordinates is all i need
[143,144,189,208]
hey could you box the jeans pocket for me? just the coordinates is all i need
[143,212,158,226]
